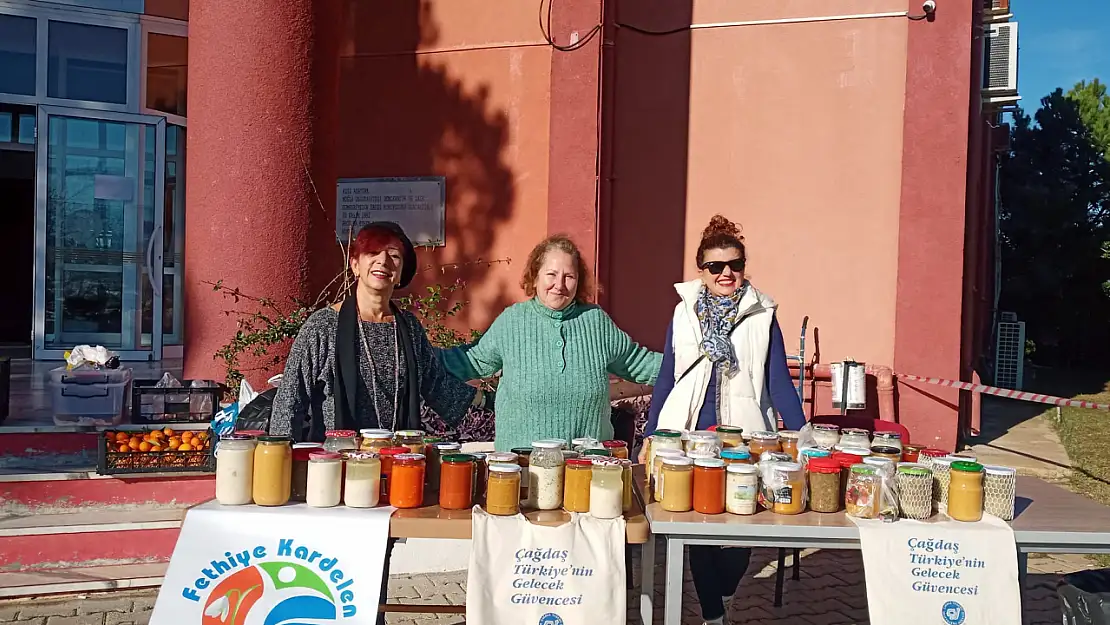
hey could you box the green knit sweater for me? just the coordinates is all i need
[441,298,662,451]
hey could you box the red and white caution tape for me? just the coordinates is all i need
[895,373,1110,411]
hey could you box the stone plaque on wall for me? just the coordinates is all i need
[336,176,446,246]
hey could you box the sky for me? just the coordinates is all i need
[1012,0,1110,111]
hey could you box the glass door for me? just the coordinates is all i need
[33,106,165,360]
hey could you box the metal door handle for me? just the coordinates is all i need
[145,225,163,298]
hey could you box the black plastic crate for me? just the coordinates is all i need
[130,380,224,424]
[97,426,215,475]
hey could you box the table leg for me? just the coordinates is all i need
[1017,550,1028,591]
[774,548,786,607]
[640,536,656,625]
[792,548,801,581]
[663,537,685,625]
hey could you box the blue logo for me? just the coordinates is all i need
[539,613,565,625]
[942,601,966,625]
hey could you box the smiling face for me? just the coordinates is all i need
[534,250,579,311]
[699,246,745,297]
[350,244,404,293]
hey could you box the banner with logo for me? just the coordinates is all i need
[852,514,1022,625]
[151,501,394,625]
[466,508,627,625]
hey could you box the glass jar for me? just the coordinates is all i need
[659,456,694,513]
[359,429,393,452]
[439,454,475,510]
[778,430,800,461]
[845,464,881,519]
[725,464,759,515]
[289,442,322,502]
[512,448,532,502]
[896,463,933,520]
[563,458,594,513]
[932,456,958,512]
[582,448,612,458]
[833,451,866,499]
[812,424,841,448]
[306,451,343,508]
[716,426,745,450]
[572,437,601,452]
[873,431,903,452]
[395,430,426,455]
[619,459,634,512]
[323,430,358,453]
[485,464,522,516]
[216,435,256,506]
[870,445,903,462]
[798,447,831,470]
[378,446,409,501]
[344,452,381,508]
[426,442,461,490]
[252,436,292,506]
[470,452,488,505]
[389,453,426,509]
[528,441,566,510]
[652,449,686,503]
[692,458,726,515]
[721,448,752,465]
[687,431,721,457]
[764,462,806,515]
[561,449,580,462]
[863,456,895,471]
[589,462,624,519]
[648,430,684,474]
[902,444,924,463]
[948,461,984,522]
[838,428,871,450]
[919,448,951,469]
[808,457,842,513]
[983,465,1016,521]
[748,431,782,457]
[602,440,629,459]
[423,436,443,448]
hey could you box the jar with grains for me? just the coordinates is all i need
[845,464,881,519]
[563,458,594,513]
[439,454,475,510]
[343,452,381,508]
[648,430,684,474]
[838,428,871,450]
[902,445,924,463]
[359,429,393,453]
[687,431,721,457]
[216,435,256,506]
[252,436,292,507]
[602,440,629,459]
[470,452,488,505]
[896,463,933,520]
[931,456,958,512]
[812,424,841,448]
[808,457,842,513]
[652,449,686,503]
[323,430,359,453]
[947,461,984,522]
[873,431,903,452]
[983,465,1016,521]
[512,448,532,502]
[395,430,426,455]
[748,431,782,457]
[619,459,634,512]
[485,464,522,516]
[589,461,624,519]
[529,441,566,511]
[715,426,745,449]
[306,451,342,508]
[721,448,752,465]
[660,456,694,512]
[426,442,461,490]
[763,462,806,515]
[692,458,727,515]
[378,446,409,500]
[778,431,800,461]
[725,464,759,515]
[389,453,425,509]
[287,442,320,503]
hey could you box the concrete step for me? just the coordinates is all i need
[0,562,167,598]
[0,470,213,515]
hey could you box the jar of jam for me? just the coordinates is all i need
[808,457,842,513]
[359,429,393,452]
[252,436,292,507]
[602,440,629,459]
[389,453,426,509]
[439,454,475,510]
[426,442,461,490]
[812,424,841,448]
[323,430,358,453]
[485,464,522,516]
[778,430,800,461]
[378,446,409,500]
[395,430,426,455]
[659,456,694,512]
[692,458,726,515]
[947,461,984,522]
[715,426,745,449]
[512,448,532,502]
[652,449,686,502]
[290,442,322,502]
[563,458,594,513]
[343,451,381,508]
[306,451,342,508]
[686,431,721,457]
[721,448,752,465]
[902,444,924,463]
[839,428,871,449]
[748,431,782,457]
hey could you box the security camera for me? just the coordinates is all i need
[922,0,937,13]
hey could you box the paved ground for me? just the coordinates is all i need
[969,396,1073,480]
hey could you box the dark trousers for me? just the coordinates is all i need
[689,546,751,621]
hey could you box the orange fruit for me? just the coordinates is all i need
[151,445,163,452]
[178,443,193,452]
[128,438,141,450]
[168,437,181,449]
[117,444,130,453]
[196,431,209,441]
[149,430,163,441]
[139,441,152,452]
[115,432,130,443]
[163,428,175,437]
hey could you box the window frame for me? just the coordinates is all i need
[140,15,187,126]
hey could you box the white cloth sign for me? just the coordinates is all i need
[853,514,1022,625]
[151,501,394,625]
[466,507,627,625]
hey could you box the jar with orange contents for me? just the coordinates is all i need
[438,454,475,510]
[389,453,426,509]
[602,440,629,459]
[778,430,800,461]
[692,458,726,515]
[748,431,782,457]
[378,446,409,500]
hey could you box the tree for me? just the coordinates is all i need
[1068,79,1110,160]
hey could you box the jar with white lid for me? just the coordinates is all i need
[931,456,958,512]
[528,440,565,510]
[686,431,721,457]
[306,451,343,508]
[873,431,903,452]
[648,430,684,478]
[572,437,602,452]
[343,452,381,508]
[359,429,394,453]
[983,465,1016,520]
[725,464,759,515]
[395,430,426,454]
[652,448,686,503]
[589,461,624,519]
[838,428,871,450]
[812,424,841,448]
[216,435,256,505]
[323,430,358,453]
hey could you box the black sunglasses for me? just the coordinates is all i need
[699,259,745,275]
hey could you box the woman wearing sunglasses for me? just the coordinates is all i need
[640,215,805,625]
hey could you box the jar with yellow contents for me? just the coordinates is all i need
[563,458,594,513]
[947,461,984,522]
[659,456,694,512]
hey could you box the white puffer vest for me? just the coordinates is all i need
[656,280,779,434]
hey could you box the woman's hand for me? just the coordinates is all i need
[637,437,650,464]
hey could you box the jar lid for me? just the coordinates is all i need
[309,451,342,461]
[489,463,522,473]
[920,448,951,458]
[897,463,931,477]
[582,448,612,457]
[694,458,726,468]
[433,442,462,451]
[800,447,832,458]
[547,438,568,448]
[442,453,476,463]
[359,429,392,438]
[510,447,533,455]
[572,437,597,446]
[834,452,866,468]
[236,429,266,437]
[984,465,1016,476]
[932,456,959,467]
[345,451,379,461]
[592,458,623,468]
[325,430,357,438]
[654,429,683,438]
[903,444,925,451]
[292,442,322,448]
[487,451,519,463]
[394,453,426,462]
[870,445,902,454]
[808,457,842,473]
[850,464,878,475]
[602,440,628,448]
[835,445,872,456]
[813,423,840,431]
[749,430,777,440]
[567,457,594,467]
[532,440,563,449]
[875,431,902,439]
[950,461,983,473]
[688,430,719,441]
[716,425,744,434]
[221,433,255,441]
[561,450,580,459]
[863,457,894,467]
[721,449,751,460]
[423,436,443,444]
[470,452,487,460]
[686,452,716,461]
[379,447,410,456]
[662,455,694,466]
[256,435,290,443]
[842,428,870,436]
[778,430,800,440]
[619,459,633,468]
[654,448,685,458]
[726,463,759,474]
[772,462,803,473]
[395,430,424,438]
[762,452,794,463]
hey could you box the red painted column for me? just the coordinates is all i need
[894,0,975,449]
[546,0,604,278]
[183,0,341,384]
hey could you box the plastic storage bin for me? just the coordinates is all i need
[49,367,132,426]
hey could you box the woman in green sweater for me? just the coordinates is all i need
[441,235,661,451]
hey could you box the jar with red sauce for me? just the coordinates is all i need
[692,458,726,515]
[378,446,409,500]
[438,454,475,510]
[389,453,426,509]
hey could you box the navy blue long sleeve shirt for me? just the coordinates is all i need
[645,313,807,434]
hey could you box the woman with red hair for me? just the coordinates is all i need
[270,222,486,441]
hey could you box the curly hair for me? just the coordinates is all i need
[520,234,595,304]
[696,214,746,268]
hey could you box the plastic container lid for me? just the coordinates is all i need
[394,453,425,462]
[693,458,726,468]
[325,430,357,438]
[360,429,392,438]
[433,442,462,451]
[379,447,410,457]
[721,448,751,460]
[662,455,694,466]
[489,463,522,473]
[950,461,984,473]
[486,452,519,463]
[602,440,628,448]
[511,447,533,455]
[808,457,842,473]
[863,457,894,467]
[749,430,777,440]
[567,457,594,467]
[442,453,476,463]
[726,463,759,474]
[897,463,932,476]
[309,451,342,461]
[532,440,563,449]
[395,430,424,438]
[850,464,878,475]
[655,429,683,438]
[984,465,1016,476]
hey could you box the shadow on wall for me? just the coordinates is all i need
[603,0,694,351]
[337,0,519,331]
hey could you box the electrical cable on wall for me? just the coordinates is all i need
[539,0,602,52]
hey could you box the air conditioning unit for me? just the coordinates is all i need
[983,22,1020,107]
[995,319,1025,390]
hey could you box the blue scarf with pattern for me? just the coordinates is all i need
[695,283,748,375]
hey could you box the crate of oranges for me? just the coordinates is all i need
[97,427,215,475]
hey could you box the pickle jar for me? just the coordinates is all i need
[563,458,594,513]
[808,457,842,513]
[748,431,782,457]
[602,440,629,459]
[947,461,984,522]
[845,464,881,519]
[485,464,522,516]
[395,430,426,455]
[659,456,694,513]
[439,454,475,510]
[359,429,393,452]
[692,458,727,515]
[323,430,358,453]
[715,426,745,449]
